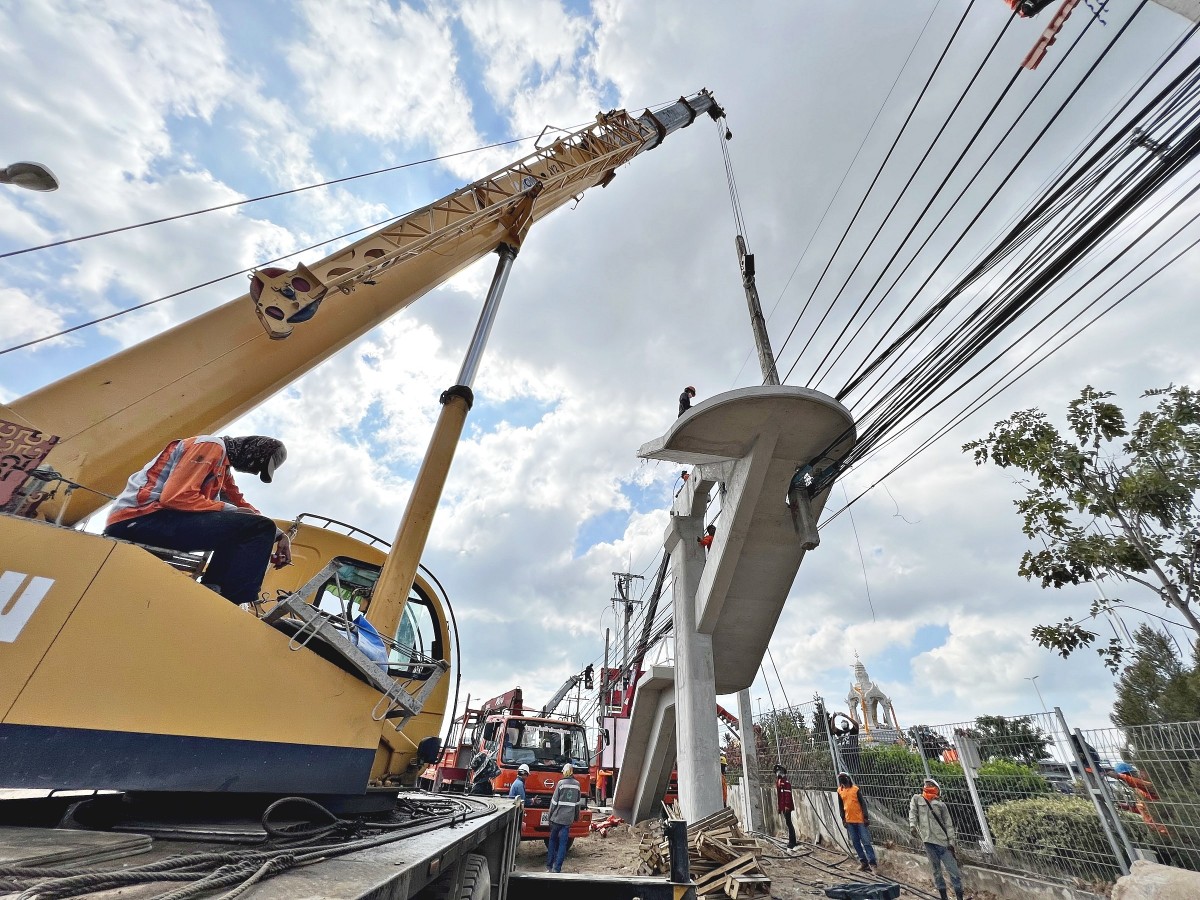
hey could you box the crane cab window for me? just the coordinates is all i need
[310,559,444,680]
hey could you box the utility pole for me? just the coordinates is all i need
[612,571,644,690]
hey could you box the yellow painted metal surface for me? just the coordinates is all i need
[259,520,453,780]
[369,393,470,645]
[4,533,381,750]
[0,518,114,719]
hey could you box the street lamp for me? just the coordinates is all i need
[1025,675,1050,715]
[0,161,59,192]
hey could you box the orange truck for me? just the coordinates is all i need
[421,687,592,843]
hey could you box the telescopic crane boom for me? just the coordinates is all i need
[0,91,724,801]
[2,91,725,528]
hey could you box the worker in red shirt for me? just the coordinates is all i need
[774,765,797,850]
[698,524,716,550]
[104,435,289,605]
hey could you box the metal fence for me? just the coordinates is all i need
[724,698,1200,889]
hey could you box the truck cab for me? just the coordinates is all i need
[423,689,593,841]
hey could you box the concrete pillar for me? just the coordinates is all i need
[737,687,764,831]
[667,512,725,822]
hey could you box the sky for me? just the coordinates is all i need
[3,0,1200,742]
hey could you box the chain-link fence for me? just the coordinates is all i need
[724,700,1200,889]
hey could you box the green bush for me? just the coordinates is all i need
[976,759,1053,807]
[988,795,1132,877]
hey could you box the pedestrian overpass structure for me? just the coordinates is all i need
[612,386,855,825]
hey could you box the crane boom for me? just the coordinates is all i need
[4,91,723,526]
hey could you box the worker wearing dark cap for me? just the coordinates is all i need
[104,435,290,605]
[678,385,697,417]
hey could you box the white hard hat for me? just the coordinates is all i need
[518,764,530,776]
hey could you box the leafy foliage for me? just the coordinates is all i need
[988,795,1136,878]
[973,715,1051,766]
[1112,625,1200,728]
[1110,627,1200,871]
[964,385,1200,669]
[907,725,951,760]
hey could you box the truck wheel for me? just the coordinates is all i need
[426,852,490,900]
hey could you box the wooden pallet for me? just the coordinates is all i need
[642,806,770,897]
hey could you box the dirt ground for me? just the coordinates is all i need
[511,822,1009,899]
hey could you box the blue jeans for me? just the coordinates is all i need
[105,509,277,605]
[846,822,876,864]
[547,823,571,871]
[924,842,962,895]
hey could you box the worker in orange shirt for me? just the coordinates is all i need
[698,524,716,550]
[836,772,878,873]
[104,435,289,605]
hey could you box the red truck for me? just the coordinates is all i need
[421,687,592,843]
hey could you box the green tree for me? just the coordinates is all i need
[973,715,1051,766]
[1112,625,1200,728]
[964,385,1200,669]
[1110,627,1200,871]
[907,724,952,760]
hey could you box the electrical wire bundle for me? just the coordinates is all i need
[756,5,1200,516]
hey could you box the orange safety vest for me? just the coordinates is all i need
[838,784,866,824]
[107,435,257,527]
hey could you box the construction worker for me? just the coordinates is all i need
[469,752,498,796]
[103,435,290,606]
[508,764,529,803]
[836,772,877,873]
[678,385,696,417]
[698,523,716,550]
[774,765,797,850]
[546,764,583,872]
[909,778,963,900]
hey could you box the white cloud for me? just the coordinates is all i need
[5,0,1200,741]
[291,0,486,178]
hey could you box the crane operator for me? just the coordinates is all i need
[103,435,291,605]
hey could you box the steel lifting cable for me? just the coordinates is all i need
[3,796,496,900]
[772,0,981,366]
[757,0,945,344]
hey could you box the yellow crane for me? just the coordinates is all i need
[0,90,724,799]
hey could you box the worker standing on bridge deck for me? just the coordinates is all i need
[103,435,290,606]
[909,778,963,900]
[546,764,582,872]
[678,385,696,417]
[774,765,797,850]
[836,772,877,874]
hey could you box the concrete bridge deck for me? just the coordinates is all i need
[614,386,855,823]
[638,385,855,693]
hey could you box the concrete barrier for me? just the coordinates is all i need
[1112,859,1200,899]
